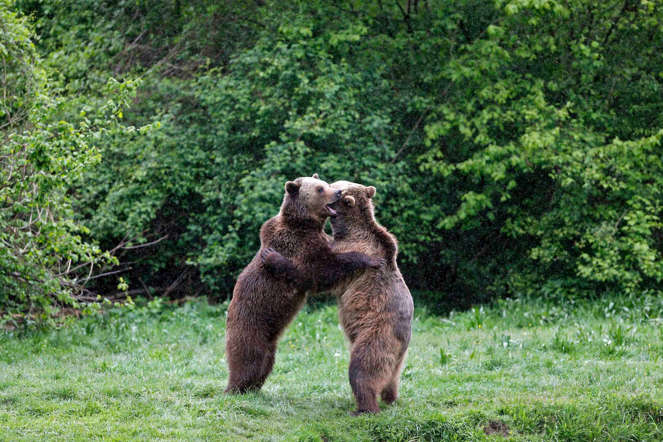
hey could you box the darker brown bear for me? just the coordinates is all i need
[224,175,381,394]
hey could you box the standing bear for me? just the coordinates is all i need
[328,181,413,414]
[225,175,381,393]
[263,181,413,414]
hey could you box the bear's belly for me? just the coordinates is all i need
[337,271,412,343]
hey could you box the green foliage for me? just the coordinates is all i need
[192,17,424,290]
[420,0,663,299]
[0,2,135,319]
[7,0,663,305]
[0,1,36,124]
[60,2,436,295]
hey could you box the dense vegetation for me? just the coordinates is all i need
[2,0,663,316]
[1,296,662,439]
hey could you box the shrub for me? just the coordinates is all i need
[0,2,134,320]
[10,0,663,307]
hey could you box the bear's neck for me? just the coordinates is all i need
[331,208,398,267]
[281,198,324,231]
[330,215,372,241]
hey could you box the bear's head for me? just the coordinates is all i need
[281,174,342,227]
[328,180,377,230]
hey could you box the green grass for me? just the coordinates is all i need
[1,295,663,441]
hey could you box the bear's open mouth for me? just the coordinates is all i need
[325,204,337,217]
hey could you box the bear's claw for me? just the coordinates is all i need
[369,257,386,268]
[260,247,276,264]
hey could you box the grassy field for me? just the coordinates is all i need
[1,295,662,441]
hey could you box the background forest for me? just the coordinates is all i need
[2,0,663,317]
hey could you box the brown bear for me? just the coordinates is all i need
[328,181,413,414]
[263,180,414,414]
[224,175,381,394]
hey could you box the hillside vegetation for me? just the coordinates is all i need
[2,0,663,315]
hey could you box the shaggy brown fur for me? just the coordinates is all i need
[263,181,413,414]
[328,181,413,414]
[224,175,381,394]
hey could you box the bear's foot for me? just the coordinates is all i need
[380,383,398,404]
[351,407,380,416]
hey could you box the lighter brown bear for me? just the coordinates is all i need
[327,181,413,414]
[224,175,381,393]
[264,181,413,414]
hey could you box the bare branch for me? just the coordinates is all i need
[163,270,191,298]
[392,110,428,163]
[121,234,169,250]
[79,267,131,283]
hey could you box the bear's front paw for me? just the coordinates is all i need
[259,247,277,265]
[368,257,386,269]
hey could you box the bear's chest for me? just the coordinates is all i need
[268,229,326,264]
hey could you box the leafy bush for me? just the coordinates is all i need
[0,3,134,320]
[419,0,663,298]
[7,0,663,308]
[65,3,439,296]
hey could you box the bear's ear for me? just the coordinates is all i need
[312,173,319,179]
[285,180,300,195]
[343,195,356,207]
[366,186,376,199]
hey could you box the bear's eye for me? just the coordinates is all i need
[316,187,323,193]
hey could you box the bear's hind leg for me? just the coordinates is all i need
[349,362,380,414]
[253,345,276,390]
[348,341,393,414]
[380,378,398,404]
[225,341,271,393]
[381,348,408,405]
[225,363,264,393]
